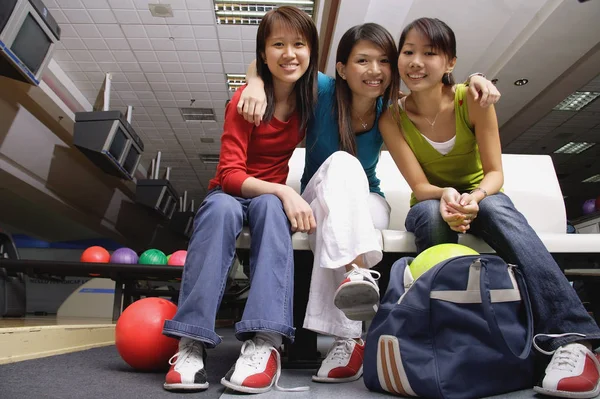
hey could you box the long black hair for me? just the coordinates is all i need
[335,23,399,156]
[256,6,318,130]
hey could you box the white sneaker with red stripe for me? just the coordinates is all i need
[534,343,600,398]
[221,337,308,394]
[334,264,381,321]
[163,338,208,392]
[312,338,364,383]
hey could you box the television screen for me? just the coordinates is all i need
[123,145,140,175]
[108,127,128,161]
[10,13,51,74]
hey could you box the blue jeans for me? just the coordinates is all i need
[405,192,600,351]
[163,189,295,348]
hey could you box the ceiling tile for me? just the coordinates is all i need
[113,9,142,24]
[56,0,84,8]
[140,63,163,73]
[162,63,184,73]
[88,9,117,24]
[192,26,217,39]
[179,51,201,63]
[156,51,179,62]
[96,24,125,38]
[189,11,214,25]
[131,82,152,91]
[181,63,203,73]
[127,38,153,50]
[105,38,130,50]
[241,40,254,52]
[82,0,110,8]
[108,0,134,9]
[112,50,137,62]
[53,50,74,61]
[174,39,198,51]
[146,25,170,38]
[69,49,94,62]
[217,26,241,40]
[168,12,191,25]
[89,50,115,62]
[138,10,166,25]
[202,63,223,73]
[61,37,87,49]
[169,25,194,38]
[119,63,142,72]
[196,40,219,51]
[62,9,93,24]
[123,72,147,81]
[133,50,157,62]
[218,39,242,52]
[150,38,176,51]
[184,0,212,10]
[81,38,108,50]
[204,73,225,84]
[59,24,78,38]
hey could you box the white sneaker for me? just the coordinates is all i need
[312,338,364,383]
[534,343,600,398]
[334,264,380,321]
[221,337,309,394]
[163,338,208,391]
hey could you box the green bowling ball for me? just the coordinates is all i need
[409,244,479,280]
[138,249,168,265]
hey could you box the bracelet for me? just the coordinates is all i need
[464,72,486,86]
[470,187,488,198]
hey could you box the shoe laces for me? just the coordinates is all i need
[169,338,204,369]
[238,338,309,392]
[546,344,586,373]
[347,264,380,283]
[326,338,356,364]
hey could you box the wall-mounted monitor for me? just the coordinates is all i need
[73,110,144,181]
[136,179,179,220]
[0,0,60,86]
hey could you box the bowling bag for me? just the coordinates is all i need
[363,255,535,399]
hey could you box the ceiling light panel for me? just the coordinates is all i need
[227,74,246,92]
[553,142,596,154]
[180,108,216,122]
[214,1,314,25]
[582,174,600,183]
[553,91,600,111]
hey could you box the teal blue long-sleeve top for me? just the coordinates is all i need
[300,72,385,197]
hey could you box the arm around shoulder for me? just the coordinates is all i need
[466,90,503,199]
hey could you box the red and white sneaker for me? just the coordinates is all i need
[312,338,364,383]
[334,264,381,321]
[163,338,208,392]
[534,343,600,398]
[221,337,308,394]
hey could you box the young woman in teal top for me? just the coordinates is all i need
[239,22,499,384]
[379,17,600,399]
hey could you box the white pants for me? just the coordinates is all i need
[301,152,391,339]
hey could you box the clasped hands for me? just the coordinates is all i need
[440,188,479,233]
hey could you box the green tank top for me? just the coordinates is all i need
[394,84,484,207]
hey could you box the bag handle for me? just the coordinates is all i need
[479,260,533,359]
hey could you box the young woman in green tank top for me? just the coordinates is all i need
[379,17,600,399]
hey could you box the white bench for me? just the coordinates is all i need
[237,148,600,255]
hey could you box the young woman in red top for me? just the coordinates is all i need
[161,6,318,394]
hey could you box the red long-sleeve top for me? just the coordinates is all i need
[208,86,305,196]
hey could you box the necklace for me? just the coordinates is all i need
[353,106,375,131]
[423,109,441,131]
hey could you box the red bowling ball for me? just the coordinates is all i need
[80,246,110,263]
[115,297,179,371]
[167,250,187,266]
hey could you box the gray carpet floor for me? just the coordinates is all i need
[0,328,592,399]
